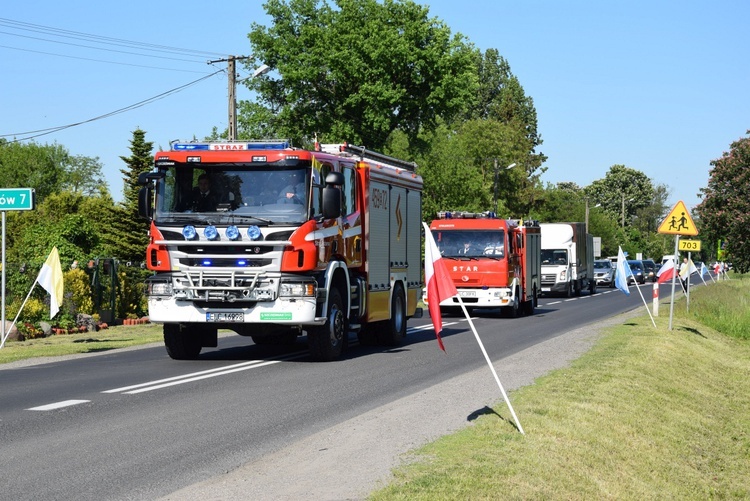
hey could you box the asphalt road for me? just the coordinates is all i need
[0,279,698,500]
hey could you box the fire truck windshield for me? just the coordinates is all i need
[432,230,505,258]
[153,165,316,225]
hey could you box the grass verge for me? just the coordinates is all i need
[371,275,750,499]
[0,323,163,365]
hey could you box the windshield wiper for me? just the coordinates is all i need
[228,214,275,224]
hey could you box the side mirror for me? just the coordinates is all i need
[321,171,345,219]
[138,187,152,219]
[322,186,341,219]
[138,170,165,186]
[325,171,345,186]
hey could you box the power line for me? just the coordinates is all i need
[0,30,210,64]
[0,17,227,58]
[2,70,224,142]
[0,44,212,73]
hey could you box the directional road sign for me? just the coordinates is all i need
[0,188,36,211]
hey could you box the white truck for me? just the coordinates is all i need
[540,222,596,297]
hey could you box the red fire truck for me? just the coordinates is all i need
[137,140,423,361]
[424,212,541,317]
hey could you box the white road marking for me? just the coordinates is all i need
[27,400,90,411]
[104,352,309,395]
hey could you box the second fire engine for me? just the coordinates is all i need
[424,212,541,317]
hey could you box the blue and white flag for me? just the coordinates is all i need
[699,261,709,277]
[614,246,632,296]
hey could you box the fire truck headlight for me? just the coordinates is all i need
[226,225,240,240]
[279,282,315,297]
[149,281,173,296]
[204,225,219,240]
[247,225,262,240]
[182,225,197,240]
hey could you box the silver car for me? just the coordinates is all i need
[594,259,616,287]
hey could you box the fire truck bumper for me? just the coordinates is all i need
[146,296,324,325]
[424,288,513,309]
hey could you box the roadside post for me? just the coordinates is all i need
[652,282,659,316]
[657,200,698,331]
[0,188,37,344]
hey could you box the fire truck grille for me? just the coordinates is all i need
[175,269,276,302]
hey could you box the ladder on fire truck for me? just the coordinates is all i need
[317,143,417,172]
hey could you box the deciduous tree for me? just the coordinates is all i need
[244,0,478,150]
[696,132,750,273]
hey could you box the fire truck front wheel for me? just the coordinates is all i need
[378,283,406,346]
[164,324,202,360]
[308,288,346,361]
[504,288,521,318]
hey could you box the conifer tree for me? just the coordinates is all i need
[109,128,153,264]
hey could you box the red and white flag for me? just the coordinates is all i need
[657,258,676,284]
[423,223,457,351]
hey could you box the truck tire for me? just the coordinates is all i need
[504,288,520,318]
[308,288,346,361]
[377,283,406,346]
[523,286,537,316]
[566,282,574,298]
[589,279,597,295]
[164,324,202,360]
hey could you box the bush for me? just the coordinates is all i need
[7,297,47,325]
[64,268,94,314]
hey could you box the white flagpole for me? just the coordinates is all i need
[455,294,525,435]
[632,281,657,328]
[0,278,39,349]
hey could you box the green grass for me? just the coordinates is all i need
[371,275,750,500]
[0,323,163,364]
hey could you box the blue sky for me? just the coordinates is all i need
[2,1,748,212]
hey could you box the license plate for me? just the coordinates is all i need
[459,290,476,297]
[542,287,551,292]
[206,312,244,322]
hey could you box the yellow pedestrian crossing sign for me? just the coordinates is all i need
[658,200,698,236]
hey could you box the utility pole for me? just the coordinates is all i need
[228,56,237,141]
[208,55,250,141]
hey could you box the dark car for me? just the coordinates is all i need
[627,260,646,285]
[641,259,657,282]
[594,259,616,287]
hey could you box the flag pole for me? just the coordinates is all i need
[632,281,657,328]
[685,251,691,312]
[456,295,525,435]
[0,278,38,349]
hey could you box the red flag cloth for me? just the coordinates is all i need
[657,258,676,284]
[423,223,458,351]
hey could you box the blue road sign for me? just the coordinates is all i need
[0,188,36,211]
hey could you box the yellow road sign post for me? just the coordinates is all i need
[658,200,698,331]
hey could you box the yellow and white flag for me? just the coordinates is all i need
[37,247,64,318]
